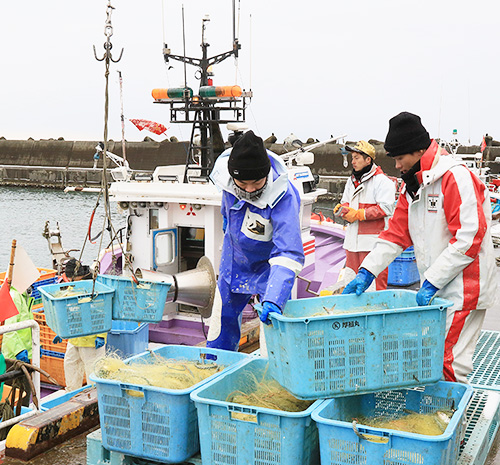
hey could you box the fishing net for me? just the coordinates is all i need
[94,352,224,390]
[356,409,454,436]
[51,286,93,303]
[226,365,314,413]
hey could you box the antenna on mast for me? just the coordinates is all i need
[181,5,188,89]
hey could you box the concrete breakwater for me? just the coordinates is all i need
[0,138,187,188]
[0,137,499,194]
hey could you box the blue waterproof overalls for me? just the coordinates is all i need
[207,151,304,351]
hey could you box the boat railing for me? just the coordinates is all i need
[0,319,40,430]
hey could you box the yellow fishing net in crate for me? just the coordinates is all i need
[94,352,224,391]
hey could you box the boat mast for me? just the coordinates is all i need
[157,0,249,182]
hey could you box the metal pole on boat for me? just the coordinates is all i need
[117,70,127,162]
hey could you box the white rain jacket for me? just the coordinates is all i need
[341,164,396,252]
[363,140,497,311]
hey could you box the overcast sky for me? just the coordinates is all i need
[0,0,498,149]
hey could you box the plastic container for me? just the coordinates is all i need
[261,289,452,399]
[40,349,66,387]
[388,246,420,286]
[106,320,149,358]
[0,267,57,285]
[30,276,58,299]
[311,381,473,465]
[191,357,322,465]
[89,345,249,464]
[96,274,171,322]
[39,280,114,339]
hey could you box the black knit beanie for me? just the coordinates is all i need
[384,112,432,157]
[228,130,271,180]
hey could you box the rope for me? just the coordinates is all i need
[90,1,138,287]
[0,402,14,441]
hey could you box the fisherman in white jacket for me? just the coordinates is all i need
[335,140,396,290]
[343,112,497,383]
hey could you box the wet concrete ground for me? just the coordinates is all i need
[0,427,93,465]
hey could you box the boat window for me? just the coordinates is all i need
[149,209,159,230]
[154,231,176,267]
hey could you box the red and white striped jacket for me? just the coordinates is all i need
[363,140,497,311]
[341,164,396,252]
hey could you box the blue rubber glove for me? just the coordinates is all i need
[342,268,375,296]
[260,302,281,325]
[222,215,228,233]
[53,335,63,344]
[95,337,105,349]
[16,349,29,363]
[416,280,439,306]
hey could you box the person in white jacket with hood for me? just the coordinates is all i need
[343,111,497,383]
[335,140,396,290]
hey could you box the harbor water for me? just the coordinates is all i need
[0,186,126,271]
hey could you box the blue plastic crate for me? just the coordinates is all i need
[388,246,420,286]
[89,345,249,464]
[97,274,171,322]
[311,381,473,465]
[106,320,149,359]
[261,290,452,399]
[41,348,65,359]
[39,280,114,339]
[190,357,322,465]
[30,276,58,300]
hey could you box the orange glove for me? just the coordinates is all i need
[342,207,366,223]
[333,203,343,216]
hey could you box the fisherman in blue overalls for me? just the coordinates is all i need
[207,130,304,351]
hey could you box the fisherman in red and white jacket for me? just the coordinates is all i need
[334,140,396,290]
[343,112,497,383]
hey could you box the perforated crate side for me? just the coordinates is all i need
[312,381,473,465]
[264,298,447,399]
[39,280,114,338]
[90,345,249,464]
[191,358,321,465]
[97,275,171,323]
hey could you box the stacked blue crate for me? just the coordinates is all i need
[89,346,249,464]
[30,276,58,299]
[388,245,420,286]
[106,320,149,358]
[190,357,322,465]
[312,381,473,465]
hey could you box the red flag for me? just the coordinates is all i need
[0,281,19,322]
[129,119,167,135]
[480,137,487,153]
